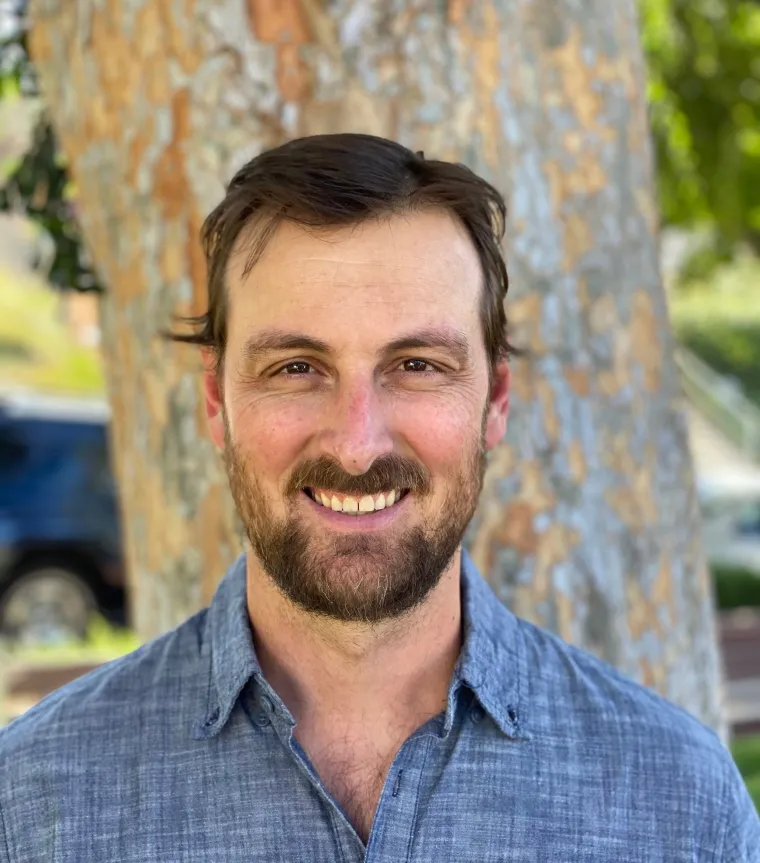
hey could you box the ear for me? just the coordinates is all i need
[201,348,225,450]
[484,360,510,451]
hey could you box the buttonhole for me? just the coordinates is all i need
[392,769,404,798]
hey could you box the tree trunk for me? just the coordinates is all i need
[29,0,725,734]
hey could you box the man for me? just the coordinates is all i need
[0,134,757,862]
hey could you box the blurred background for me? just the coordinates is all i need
[0,0,759,802]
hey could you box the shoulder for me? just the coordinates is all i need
[516,614,721,746]
[0,607,209,772]
[517,617,759,814]
[512,618,760,855]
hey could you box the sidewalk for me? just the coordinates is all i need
[727,678,760,732]
[685,402,760,482]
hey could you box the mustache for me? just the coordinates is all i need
[287,454,431,497]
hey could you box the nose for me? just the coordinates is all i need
[321,377,394,476]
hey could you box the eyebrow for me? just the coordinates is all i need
[241,331,332,365]
[240,327,471,366]
[383,329,471,364]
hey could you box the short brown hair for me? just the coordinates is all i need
[170,134,516,373]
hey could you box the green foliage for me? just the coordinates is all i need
[669,258,760,404]
[745,774,760,810]
[6,614,140,664]
[641,0,760,276]
[0,5,99,292]
[732,735,760,810]
[713,565,760,610]
[733,734,760,778]
[0,266,104,395]
[681,324,760,403]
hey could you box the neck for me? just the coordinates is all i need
[245,550,463,731]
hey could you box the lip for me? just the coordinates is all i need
[300,489,411,531]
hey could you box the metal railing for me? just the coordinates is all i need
[676,348,760,464]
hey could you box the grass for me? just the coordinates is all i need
[669,257,760,406]
[0,265,104,396]
[713,566,760,611]
[4,614,141,666]
[732,734,760,811]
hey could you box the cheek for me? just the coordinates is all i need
[398,399,479,469]
[228,399,313,476]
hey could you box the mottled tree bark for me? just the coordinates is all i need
[29,0,725,733]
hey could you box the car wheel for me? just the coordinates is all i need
[0,565,98,646]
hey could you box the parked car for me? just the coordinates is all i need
[698,472,760,577]
[0,391,126,646]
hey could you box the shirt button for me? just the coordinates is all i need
[260,695,274,714]
[253,712,271,728]
[470,704,485,724]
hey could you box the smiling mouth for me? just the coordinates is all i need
[303,487,410,515]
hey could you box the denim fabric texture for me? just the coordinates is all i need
[1,551,758,862]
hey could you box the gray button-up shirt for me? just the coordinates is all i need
[1,552,758,861]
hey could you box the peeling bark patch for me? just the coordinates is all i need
[562,213,594,272]
[533,523,581,612]
[626,577,650,642]
[520,460,557,513]
[246,0,312,102]
[509,292,546,355]
[499,501,539,556]
[651,552,675,630]
[472,3,501,171]
[246,0,311,42]
[629,290,663,393]
[154,89,192,221]
[536,377,559,445]
[187,208,208,318]
[565,367,590,397]
[566,440,586,483]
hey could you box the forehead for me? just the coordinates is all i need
[225,210,485,350]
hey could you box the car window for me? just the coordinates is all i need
[737,502,760,536]
[702,497,748,522]
[0,430,28,474]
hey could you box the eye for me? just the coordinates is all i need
[278,361,314,376]
[401,358,439,373]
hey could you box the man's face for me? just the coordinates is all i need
[204,210,510,623]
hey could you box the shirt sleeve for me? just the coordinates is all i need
[719,756,760,862]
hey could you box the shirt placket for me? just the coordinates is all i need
[272,705,445,862]
[247,678,465,862]
[363,726,439,863]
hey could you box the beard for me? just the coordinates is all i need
[223,414,487,624]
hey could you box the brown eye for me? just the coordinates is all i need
[281,362,313,375]
[402,359,434,373]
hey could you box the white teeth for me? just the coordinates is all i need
[310,489,403,514]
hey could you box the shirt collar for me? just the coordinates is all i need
[455,551,529,739]
[193,549,529,741]
[192,553,260,740]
